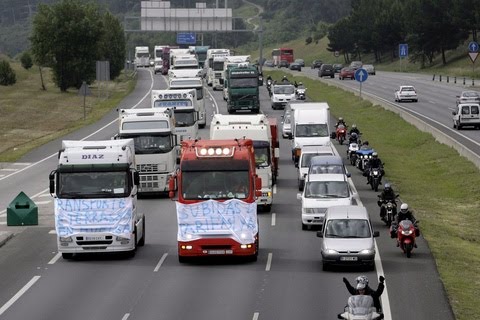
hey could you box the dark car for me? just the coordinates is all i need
[294,59,305,67]
[333,64,344,73]
[338,67,355,80]
[311,60,323,69]
[318,64,335,78]
[289,62,302,71]
[278,60,289,68]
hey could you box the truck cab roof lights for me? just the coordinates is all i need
[196,147,235,157]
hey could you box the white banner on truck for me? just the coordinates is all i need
[176,199,258,244]
[55,198,133,239]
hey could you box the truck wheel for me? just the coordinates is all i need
[62,253,73,259]
[138,218,145,247]
[178,255,188,263]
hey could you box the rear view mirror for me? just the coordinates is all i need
[316,231,323,238]
[373,231,380,237]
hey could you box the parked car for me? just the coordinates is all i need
[294,59,305,67]
[338,67,355,80]
[278,60,290,68]
[311,60,323,69]
[333,64,344,73]
[363,64,376,75]
[289,62,302,71]
[349,61,363,70]
[317,205,379,271]
[394,85,418,102]
[318,64,335,78]
[452,103,480,130]
[456,90,480,105]
[264,60,275,67]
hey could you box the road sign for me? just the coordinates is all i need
[468,41,479,53]
[354,68,368,83]
[399,44,408,58]
[469,52,479,63]
[176,32,196,45]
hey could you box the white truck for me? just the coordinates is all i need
[290,102,331,165]
[210,114,279,212]
[116,109,177,195]
[48,139,145,259]
[206,48,230,86]
[168,70,206,129]
[151,89,199,144]
[135,46,150,68]
[171,55,199,70]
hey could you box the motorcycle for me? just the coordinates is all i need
[347,141,360,166]
[377,195,398,226]
[390,219,420,258]
[338,295,384,320]
[296,87,306,100]
[367,167,382,192]
[336,124,347,145]
[266,79,273,96]
[355,148,374,171]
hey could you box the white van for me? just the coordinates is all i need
[452,103,480,130]
[296,145,335,191]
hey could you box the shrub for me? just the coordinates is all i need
[0,60,16,86]
[20,52,33,70]
[305,36,312,45]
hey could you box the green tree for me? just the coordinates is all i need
[20,52,33,70]
[98,11,126,80]
[0,60,16,86]
[30,0,103,91]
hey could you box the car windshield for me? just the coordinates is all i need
[402,87,415,91]
[295,124,328,137]
[274,86,295,94]
[325,219,371,238]
[463,91,479,97]
[301,154,333,168]
[309,164,344,174]
[304,181,349,198]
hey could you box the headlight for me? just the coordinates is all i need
[359,249,375,255]
[324,249,338,254]
[59,236,72,242]
[401,230,413,235]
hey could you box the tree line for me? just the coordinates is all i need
[327,0,480,66]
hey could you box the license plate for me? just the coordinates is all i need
[85,236,103,241]
[208,250,233,255]
[340,256,358,261]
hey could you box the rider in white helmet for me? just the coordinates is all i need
[342,275,385,312]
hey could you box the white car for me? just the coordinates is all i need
[456,91,480,105]
[395,85,418,102]
[271,84,296,110]
[281,112,292,138]
[297,173,355,230]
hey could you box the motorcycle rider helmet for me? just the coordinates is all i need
[356,281,367,290]
[384,183,391,191]
[339,117,343,122]
[362,141,369,146]
[372,152,378,158]
[400,203,409,213]
[352,124,357,129]
[355,275,369,285]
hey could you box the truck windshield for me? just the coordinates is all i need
[120,134,173,154]
[230,77,258,88]
[213,61,224,71]
[58,171,129,198]
[182,171,250,200]
[305,181,349,198]
[174,110,195,127]
[254,146,270,167]
[295,124,328,137]
[136,53,149,58]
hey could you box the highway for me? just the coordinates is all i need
[0,68,455,320]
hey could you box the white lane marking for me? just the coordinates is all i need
[154,253,168,272]
[271,213,276,226]
[428,100,436,104]
[47,252,62,265]
[0,275,41,316]
[0,68,155,184]
[48,230,56,234]
[35,200,51,205]
[273,184,277,194]
[265,252,273,271]
[206,88,220,114]
[0,222,6,225]
[0,169,18,172]
[252,312,259,320]
[38,193,52,198]
[12,163,32,166]
[122,313,130,320]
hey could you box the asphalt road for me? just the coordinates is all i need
[0,68,455,320]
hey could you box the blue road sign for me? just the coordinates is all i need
[176,32,196,45]
[355,68,368,83]
[468,41,479,53]
[399,44,408,57]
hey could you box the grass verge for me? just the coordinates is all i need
[0,62,137,162]
[266,70,480,320]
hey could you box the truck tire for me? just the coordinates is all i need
[62,253,73,259]
[138,218,145,247]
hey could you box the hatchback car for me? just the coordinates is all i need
[311,60,323,69]
[317,205,379,270]
[289,62,302,71]
[349,61,363,70]
[333,64,344,73]
[456,91,480,105]
[363,64,376,75]
[338,67,355,80]
[297,174,354,230]
[318,64,335,78]
[395,85,418,102]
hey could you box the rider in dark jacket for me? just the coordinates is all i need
[349,124,360,136]
[343,275,385,312]
[377,183,397,219]
[365,152,384,183]
[348,132,359,144]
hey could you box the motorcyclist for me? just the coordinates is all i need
[266,75,272,84]
[359,140,371,150]
[348,132,359,144]
[365,152,384,184]
[281,75,290,83]
[349,124,360,135]
[343,275,385,312]
[391,203,419,246]
[335,117,347,128]
[377,183,397,220]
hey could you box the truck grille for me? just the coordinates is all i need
[215,73,222,79]
[137,164,158,173]
[140,175,160,189]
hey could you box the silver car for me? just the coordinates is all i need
[281,111,292,138]
[363,64,376,75]
[317,205,379,271]
[456,91,480,105]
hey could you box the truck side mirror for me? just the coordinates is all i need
[133,171,140,186]
[49,171,55,194]
[255,176,262,197]
[452,111,457,115]
[168,176,177,199]
[317,231,323,238]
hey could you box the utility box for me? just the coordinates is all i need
[7,192,38,226]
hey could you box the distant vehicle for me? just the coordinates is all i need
[135,46,150,68]
[271,83,296,110]
[264,60,275,67]
[395,85,418,102]
[339,67,355,80]
[281,110,292,138]
[456,91,480,105]
[452,103,480,130]
[278,60,290,68]
[363,64,376,75]
[333,64,343,73]
[349,61,363,70]
[289,62,302,71]
[294,59,305,67]
[311,60,323,69]
[318,64,335,78]
[272,47,294,66]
